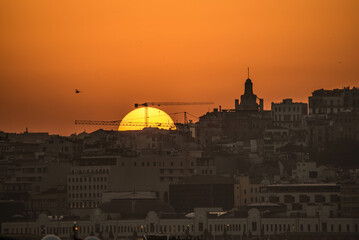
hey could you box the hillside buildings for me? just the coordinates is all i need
[196,76,271,148]
[1,80,359,239]
[309,87,359,115]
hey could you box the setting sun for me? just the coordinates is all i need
[118,107,176,131]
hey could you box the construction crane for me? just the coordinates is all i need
[75,102,213,130]
[75,120,176,128]
[134,102,214,108]
[134,101,213,127]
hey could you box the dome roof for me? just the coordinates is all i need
[100,199,175,218]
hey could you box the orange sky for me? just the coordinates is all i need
[0,0,358,135]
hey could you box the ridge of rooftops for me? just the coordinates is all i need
[267,183,338,187]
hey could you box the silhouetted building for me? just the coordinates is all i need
[100,194,175,219]
[271,99,308,129]
[309,87,359,115]
[196,76,271,148]
[235,77,262,111]
[169,175,234,212]
[68,155,215,216]
[29,185,68,216]
[331,110,359,141]
[264,127,290,156]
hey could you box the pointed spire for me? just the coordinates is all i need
[247,67,250,79]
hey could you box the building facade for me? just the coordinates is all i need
[271,99,307,129]
[260,184,341,218]
[2,208,359,240]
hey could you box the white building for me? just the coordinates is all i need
[2,207,359,240]
[260,183,340,218]
[292,162,336,183]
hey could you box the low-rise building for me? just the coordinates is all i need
[2,207,359,240]
[169,175,234,212]
[260,183,341,217]
[292,162,336,183]
[30,185,67,216]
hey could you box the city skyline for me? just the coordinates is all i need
[1,0,358,135]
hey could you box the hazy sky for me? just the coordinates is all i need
[1,0,358,135]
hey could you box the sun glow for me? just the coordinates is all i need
[118,107,176,131]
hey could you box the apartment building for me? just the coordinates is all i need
[309,87,359,115]
[271,99,308,129]
[260,183,340,217]
[234,175,263,207]
[67,155,216,215]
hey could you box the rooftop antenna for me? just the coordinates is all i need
[247,67,250,79]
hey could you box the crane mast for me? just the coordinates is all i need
[134,101,213,127]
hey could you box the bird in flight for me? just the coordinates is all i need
[75,89,80,94]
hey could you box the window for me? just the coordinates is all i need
[284,195,294,203]
[299,195,309,202]
[330,194,339,203]
[322,223,327,232]
[252,222,257,231]
[315,195,325,203]
[269,196,280,203]
[292,203,303,210]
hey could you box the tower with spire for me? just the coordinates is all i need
[235,68,261,111]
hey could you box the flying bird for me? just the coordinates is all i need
[75,89,80,94]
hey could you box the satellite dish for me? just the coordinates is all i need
[41,235,61,240]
